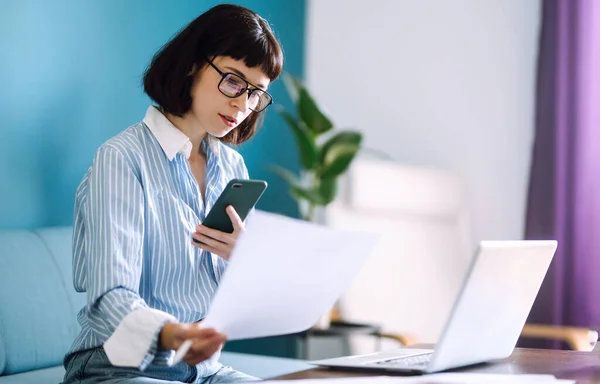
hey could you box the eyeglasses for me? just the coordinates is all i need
[206,59,273,112]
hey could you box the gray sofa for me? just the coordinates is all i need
[0,227,311,383]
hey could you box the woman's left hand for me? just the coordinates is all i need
[192,205,245,260]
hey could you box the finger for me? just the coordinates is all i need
[196,224,233,243]
[189,339,225,362]
[226,206,245,233]
[190,334,227,353]
[192,232,227,250]
[191,237,213,251]
[181,327,219,341]
[175,329,217,350]
[191,238,205,250]
[185,341,224,366]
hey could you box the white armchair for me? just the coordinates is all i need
[326,157,472,353]
[326,157,597,353]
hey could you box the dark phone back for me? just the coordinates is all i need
[202,179,267,233]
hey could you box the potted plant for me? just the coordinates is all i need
[270,73,363,222]
[270,74,364,329]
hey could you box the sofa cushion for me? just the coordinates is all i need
[0,228,83,375]
[33,227,86,327]
[0,329,4,376]
[0,352,313,384]
[0,365,64,384]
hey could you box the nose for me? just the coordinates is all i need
[230,90,251,113]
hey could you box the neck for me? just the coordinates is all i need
[165,112,207,156]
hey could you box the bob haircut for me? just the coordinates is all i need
[143,4,283,144]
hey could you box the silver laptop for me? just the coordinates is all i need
[311,240,557,374]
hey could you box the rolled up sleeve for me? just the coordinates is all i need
[84,145,176,369]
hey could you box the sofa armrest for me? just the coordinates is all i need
[521,324,598,352]
[378,332,418,347]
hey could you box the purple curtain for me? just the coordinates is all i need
[524,0,600,346]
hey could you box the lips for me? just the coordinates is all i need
[219,114,237,125]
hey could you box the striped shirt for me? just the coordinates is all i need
[67,106,249,374]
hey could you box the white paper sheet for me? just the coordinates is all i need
[262,373,570,384]
[391,373,570,383]
[172,210,379,364]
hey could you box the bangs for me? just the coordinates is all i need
[241,39,283,83]
[210,22,283,82]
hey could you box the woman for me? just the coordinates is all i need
[62,4,283,383]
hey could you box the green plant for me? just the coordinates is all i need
[270,73,363,222]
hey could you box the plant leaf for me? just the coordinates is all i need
[319,131,362,164]
[269,164,301,187]
[275,105,318,170]
[317,131,362,179]
[298,87,334,135]
[269,164,324,205]
[282,72,333,136]
[290,185,325,205]
[282,72,301,103]
[317,177,338,205]
[319,144,362,180]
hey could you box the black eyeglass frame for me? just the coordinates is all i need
[206,59,273,112]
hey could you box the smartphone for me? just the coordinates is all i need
[198,179,267,234]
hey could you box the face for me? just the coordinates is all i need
[188,56,271,138]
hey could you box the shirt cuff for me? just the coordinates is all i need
[152,349,176,366]
[103,307,176,369]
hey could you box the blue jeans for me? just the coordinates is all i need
[61,348,260,383]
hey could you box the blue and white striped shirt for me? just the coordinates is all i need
[68,106,249,374]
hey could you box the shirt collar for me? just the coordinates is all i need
[143,106,193,160]
[204,133,221,158]
[143,106,222,160]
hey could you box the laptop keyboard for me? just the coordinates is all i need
[373,353,432,367]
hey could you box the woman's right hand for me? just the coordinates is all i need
[159,322,227,366]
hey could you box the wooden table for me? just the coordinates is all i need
[271,348,600,383]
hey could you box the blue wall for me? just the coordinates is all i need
[0,0,304,229]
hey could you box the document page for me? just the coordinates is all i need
[173,210,379,364]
